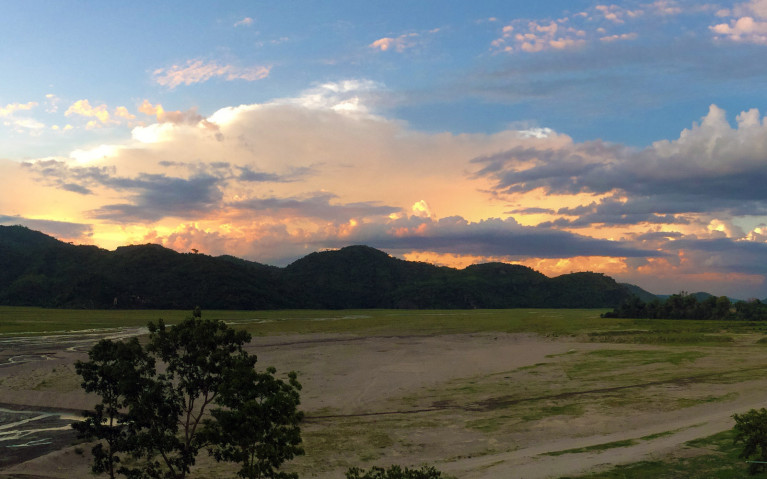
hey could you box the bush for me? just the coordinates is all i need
[346,464,445,479]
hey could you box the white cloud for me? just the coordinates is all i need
[711,0,767,43]
[600,32,639,42]
[234,17,254,27]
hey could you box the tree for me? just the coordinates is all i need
[73,312,302,479]
[733,408,767,474]
[73,338,155,479]
[345,465,445,479]
[206,362,304,478]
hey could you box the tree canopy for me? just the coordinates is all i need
[602,293,767,321]
[73,312,303,479]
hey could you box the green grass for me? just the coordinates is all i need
[570,430,748,478]
[544,439,639,456]
[564,349,706,380]
[5,306,767,477]
[5,306,767,343]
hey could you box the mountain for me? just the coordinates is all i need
[0,225,635,310]
[620,283,658,303]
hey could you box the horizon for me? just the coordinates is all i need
[3,1,767,298]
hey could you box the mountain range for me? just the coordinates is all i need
[0,225,652,310]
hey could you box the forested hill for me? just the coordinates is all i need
[0,225,641,310]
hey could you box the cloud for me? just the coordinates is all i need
[152,59,271,89]
[88,173,223,222]
[14,82,767,297]
[309,215,662,261]
[65,99,111,124]
[370,33,419,52]
[0,101,38,117]
[0,215,93,240]
[490,4,649,54]
[5,118,45,133]
[114,106,135,120]
[234,17,254,28]
[493,20,587,53]
[262,79,386,118]
[138,100,209,125]
[229,192,401,222]
[600,32,639,42]
[710,0,767,44]
[472,105,767,232]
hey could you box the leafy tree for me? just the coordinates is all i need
[139,317,253,478]
[345,465,445,479]
[73,313,302,479]
[733,408,767,474]
[73,338,155,479]
[206,362,304,478]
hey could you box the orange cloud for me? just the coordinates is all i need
[369,33,419,52]
[153,59,271,88]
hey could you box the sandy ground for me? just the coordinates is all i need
[1,330,766,478]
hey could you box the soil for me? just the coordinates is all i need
[1,329,766,478]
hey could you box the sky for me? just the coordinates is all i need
[3,1,767,298]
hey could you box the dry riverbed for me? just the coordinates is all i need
[2,327,767,478]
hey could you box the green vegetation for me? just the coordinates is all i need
[733,408,767,475]
[345,465,447,479]
[570,430,748,478]
[544,439,638,456]
[0,225,632,309]
[9,306,767,341]
[604,292,767,321]
[8,306,767,476]
[73,314,303,479]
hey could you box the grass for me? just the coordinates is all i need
[544,439,639,456]
[5,306,767,343]
[6,306,767,476]
[570,430,749,478]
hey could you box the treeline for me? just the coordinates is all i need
[0,225,635,310]
[602,293,767,320]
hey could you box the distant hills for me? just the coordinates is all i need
[0,225,651,310]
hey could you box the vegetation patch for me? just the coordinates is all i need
[571,430,747,478]
[564,349,705,380]
[544,439,638,456]
[587,330,734,344]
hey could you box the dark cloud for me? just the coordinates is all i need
[543,197,691,227]
[90,174,223,222]
[229,192,401,222]
[472,117,767,227]
[0,214,93,239]
[236,165,314,183]
[22,159,114,195]
[506,207,555,215]
[317,216,663,260]
[665,238,767,276]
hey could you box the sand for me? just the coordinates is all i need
[2,329,766,478]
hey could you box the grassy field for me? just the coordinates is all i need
[3,306,767,478]
[4,305,767,340]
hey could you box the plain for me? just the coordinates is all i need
[1,307,766,478]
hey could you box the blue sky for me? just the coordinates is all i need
[3,0,767,298]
